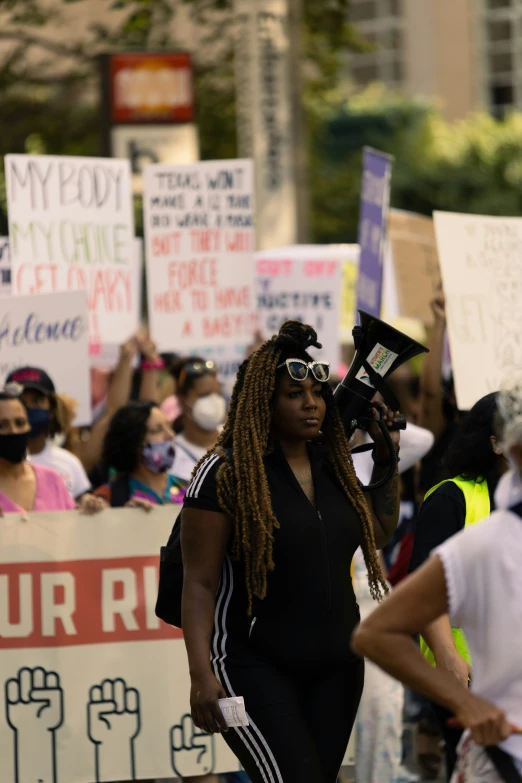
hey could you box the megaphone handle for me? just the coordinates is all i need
[359,420,399,492]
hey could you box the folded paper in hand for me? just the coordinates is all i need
[218,696,249,727]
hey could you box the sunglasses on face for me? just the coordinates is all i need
[277,359,331,383]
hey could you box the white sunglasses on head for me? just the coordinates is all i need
[277,358,331,383]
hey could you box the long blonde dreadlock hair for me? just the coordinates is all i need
[193,321,388,613]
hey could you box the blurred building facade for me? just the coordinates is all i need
[348,0,521,120]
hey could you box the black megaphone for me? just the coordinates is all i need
[334,310,429,445]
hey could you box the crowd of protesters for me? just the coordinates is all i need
[0,293,518,783]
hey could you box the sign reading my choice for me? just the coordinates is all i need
[5,155,139,348]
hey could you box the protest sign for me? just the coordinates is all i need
[255,245,342,366]
[434,211,522,409]
[355,147,393,317]
[5,154,138,348]
[88,237,143,368]
[144,159,257,352]
[0,507,242,782]
[0,290,91,424]
[388,209,441,325]
[0,237,10,295]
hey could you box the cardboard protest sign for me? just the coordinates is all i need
[388,209,441,325]
[144,159,257,352]
[5,154,138,348]
[255,245,342,367]
[434,211,522,409]
[0,290,91,424]
[355,147,393,317]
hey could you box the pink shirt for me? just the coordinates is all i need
[0,463,76,513]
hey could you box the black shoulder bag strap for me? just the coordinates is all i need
[485,746,522,783]
[483,500,522,782]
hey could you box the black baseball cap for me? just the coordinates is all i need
[6,366,56,397]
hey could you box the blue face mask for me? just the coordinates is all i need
[27,408,51,437]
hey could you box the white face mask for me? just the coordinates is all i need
[192,393,226,431]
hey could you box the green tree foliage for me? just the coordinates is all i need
[311,85,522,243]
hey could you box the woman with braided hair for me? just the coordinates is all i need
[181,321,401,783]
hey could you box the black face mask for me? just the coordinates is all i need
[27,408,51,438]
[0,432,30,464]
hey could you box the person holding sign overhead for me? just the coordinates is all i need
[180,321,401,783]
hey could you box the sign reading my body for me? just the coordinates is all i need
[8,158,131,268]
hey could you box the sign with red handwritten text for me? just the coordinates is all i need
[434,211,522,410]
[255,245,342,368]
[0,290,91,424]
[5,154,139,348]
[143,159,257,351]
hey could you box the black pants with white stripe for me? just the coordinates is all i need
[214,650,364,783]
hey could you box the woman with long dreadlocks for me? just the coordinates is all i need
[181,321,401,783]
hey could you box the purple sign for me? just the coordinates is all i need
[355,147,393,318]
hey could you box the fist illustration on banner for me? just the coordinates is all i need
[87,678,141,783]
[170,713,216,777]
[5,666,64,783]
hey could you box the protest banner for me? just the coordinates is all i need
[434,211,522,410]
[0,237,10,296]
[255,245,342,367]
[5,154,138,349]
[0,507,241,782]
[144,159,257,352]
[388,209,441,325]
[355,147,393,318]
[0,506,356,781]
[0,290,91,424]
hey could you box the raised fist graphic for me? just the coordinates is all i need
[87,678,141,782]
[5,666,64,783]
[170,713,215,777]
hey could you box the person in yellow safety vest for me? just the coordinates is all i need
[409,392,508,781]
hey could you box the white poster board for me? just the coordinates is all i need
[0,507,243,783]
[0,237,10,295]
[0,290,91,424]
[255,245,342,367]
[144,159,257,352]
[5,154,138,349]
[434,211,522,409]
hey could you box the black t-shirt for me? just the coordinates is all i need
[409,478,497,572]
[183,442,363,664]
[409,482,466,572]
